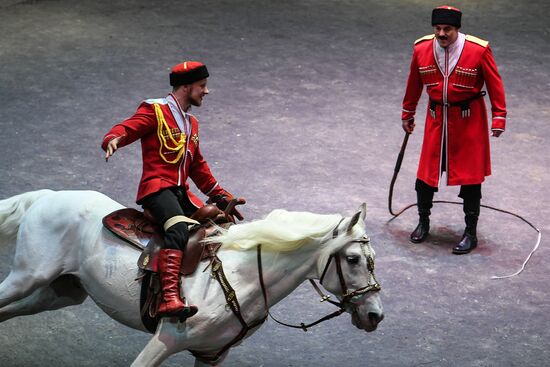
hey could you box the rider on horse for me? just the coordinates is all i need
[102,61,245,319]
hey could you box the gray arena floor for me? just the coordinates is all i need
[0,0,549,366]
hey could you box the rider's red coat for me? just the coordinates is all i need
[401,34,507,187]
[102,95,227,206]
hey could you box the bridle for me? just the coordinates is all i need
[192,219,382,362]
[257,220,381,331]
[317,235,381,308]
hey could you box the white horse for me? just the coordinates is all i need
[0,190,383,366]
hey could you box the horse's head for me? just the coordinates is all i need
[317,203,384,332]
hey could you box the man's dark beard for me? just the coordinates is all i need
[190,97,201,107]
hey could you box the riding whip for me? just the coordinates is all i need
[387,131,542,279]
[388,132,414,217]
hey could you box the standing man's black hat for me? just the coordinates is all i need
[432,5,462,28]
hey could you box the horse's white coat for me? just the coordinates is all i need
[0,190,383,366]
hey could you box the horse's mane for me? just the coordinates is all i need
[206,209,343,252]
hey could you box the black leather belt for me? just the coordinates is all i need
[429,91,486,118]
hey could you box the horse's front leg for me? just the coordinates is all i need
[131,319,189,367]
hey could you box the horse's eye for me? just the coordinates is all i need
[346,255,360,265]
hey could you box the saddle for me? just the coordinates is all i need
[102,203,233,332]
[102,204,229,273]
[103,201,267,358]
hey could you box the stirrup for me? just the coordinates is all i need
[178,305,198,321]
[158,304,198,320]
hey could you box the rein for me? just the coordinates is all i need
[256,223,381,332]
[388,131,542,279]
[193,220,382,362]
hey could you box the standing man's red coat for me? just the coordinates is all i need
[402,34,507,187]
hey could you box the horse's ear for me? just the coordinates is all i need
[357,202,367,222]
[347,203,367,232]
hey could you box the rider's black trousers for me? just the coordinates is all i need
[140,187,197,251]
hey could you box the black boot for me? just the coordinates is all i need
[410,213,430,243]
[453,197,480,255]
[410,180,434,243]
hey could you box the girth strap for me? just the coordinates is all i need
[210,255,247,327]
[192,248,267,362]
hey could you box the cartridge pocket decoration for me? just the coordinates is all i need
[453,66,478,88]
[418,65,439,86]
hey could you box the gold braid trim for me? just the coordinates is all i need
[154,103,186,164]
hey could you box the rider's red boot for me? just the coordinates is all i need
[157,249,198,319]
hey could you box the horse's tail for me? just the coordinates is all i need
[0,189,55,246]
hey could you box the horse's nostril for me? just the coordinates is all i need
[368,312,384,323]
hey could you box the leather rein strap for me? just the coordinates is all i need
[258,244,345,332]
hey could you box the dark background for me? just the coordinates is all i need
[0,0,548,366]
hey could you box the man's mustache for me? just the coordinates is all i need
[438,36,448,40]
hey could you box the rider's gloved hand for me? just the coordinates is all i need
[207,192,246,221]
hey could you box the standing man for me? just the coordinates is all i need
[102,61,245,317]
[401,6,507,254]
